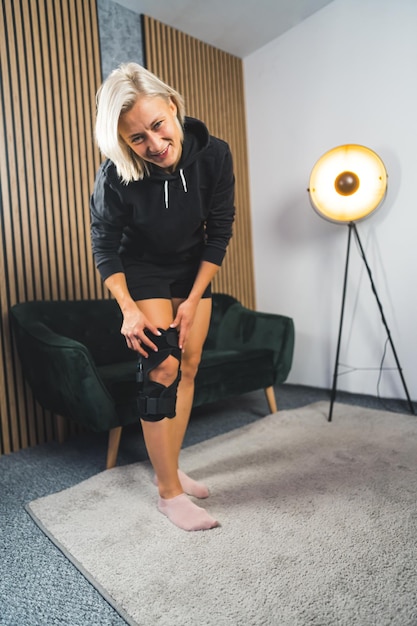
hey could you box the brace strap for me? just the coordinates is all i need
[137,395,177,417]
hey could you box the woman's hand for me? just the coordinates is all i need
[121,304,161,356]
[170,298,198,351]
[103,273,161,356]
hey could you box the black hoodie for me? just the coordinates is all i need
[90,117,235,282]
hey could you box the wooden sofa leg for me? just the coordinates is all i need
[265,386,278,413]
[106,426,122,470]
[55,414,67,444]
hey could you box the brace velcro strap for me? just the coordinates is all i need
[138,396,176,418]
[145,326,181,357]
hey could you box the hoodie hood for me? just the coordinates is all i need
[147,117,210,181]
[147,117,210,208]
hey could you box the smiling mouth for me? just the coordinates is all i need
[150,145,169,159]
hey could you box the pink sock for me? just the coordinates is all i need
[154,470,210,499]
[177,469,210,499]
[158,494,219,531]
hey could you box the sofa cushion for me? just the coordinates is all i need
[194,349,275,406]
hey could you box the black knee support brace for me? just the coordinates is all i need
[136,327,181,422]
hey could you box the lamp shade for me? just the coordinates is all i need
[308,144,387,223]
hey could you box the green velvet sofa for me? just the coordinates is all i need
[10,293,295,468]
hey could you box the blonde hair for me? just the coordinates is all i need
[95,63,185,183]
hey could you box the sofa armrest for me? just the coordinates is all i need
[10,316,119,431]
[215,303,295,384]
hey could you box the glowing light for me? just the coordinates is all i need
[308,145,387,223]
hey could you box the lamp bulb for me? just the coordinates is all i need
[335,171,360,196]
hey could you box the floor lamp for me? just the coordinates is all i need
[308,144,415,421]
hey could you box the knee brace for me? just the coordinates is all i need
[136,327,181,422]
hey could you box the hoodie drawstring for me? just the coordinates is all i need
[163,170,187,209]
[164,180,169,209]
[179,169,187,192]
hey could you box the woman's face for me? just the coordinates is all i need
[118,95,183,172]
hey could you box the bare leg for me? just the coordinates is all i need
[153,375,207,496]
[137,298,217,530]
[164,297,212,497]
[170,297,211,447]
[140,417,182,498]
[141,418,218,530]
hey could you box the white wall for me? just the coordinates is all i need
[244,0,417,401]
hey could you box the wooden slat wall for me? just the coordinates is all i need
[0,6,255,457]
[143,15,256,308]
[0,0,103,455]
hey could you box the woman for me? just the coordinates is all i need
[90,63,235,531]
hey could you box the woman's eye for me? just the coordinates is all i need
[154,120,163,130]
[132,135,144,144]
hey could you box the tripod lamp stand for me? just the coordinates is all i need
[308,144,414,421]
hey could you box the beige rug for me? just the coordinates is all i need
[26,402,417,626]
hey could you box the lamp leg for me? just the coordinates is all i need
[352,223,415,415]
[329,223,353,421]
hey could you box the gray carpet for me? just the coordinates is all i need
[26,401,417,626]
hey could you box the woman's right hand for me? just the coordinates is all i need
[103,273,161,356]
[121,304,161,356]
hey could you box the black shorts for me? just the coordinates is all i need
[122,257,212,301]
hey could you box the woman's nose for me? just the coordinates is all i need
[146,133,163,154]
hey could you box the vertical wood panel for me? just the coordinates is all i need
[0,0,103,456]
[0,6,255,457]
[143,15,255,309]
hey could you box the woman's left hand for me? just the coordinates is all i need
[170,298,198,351]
